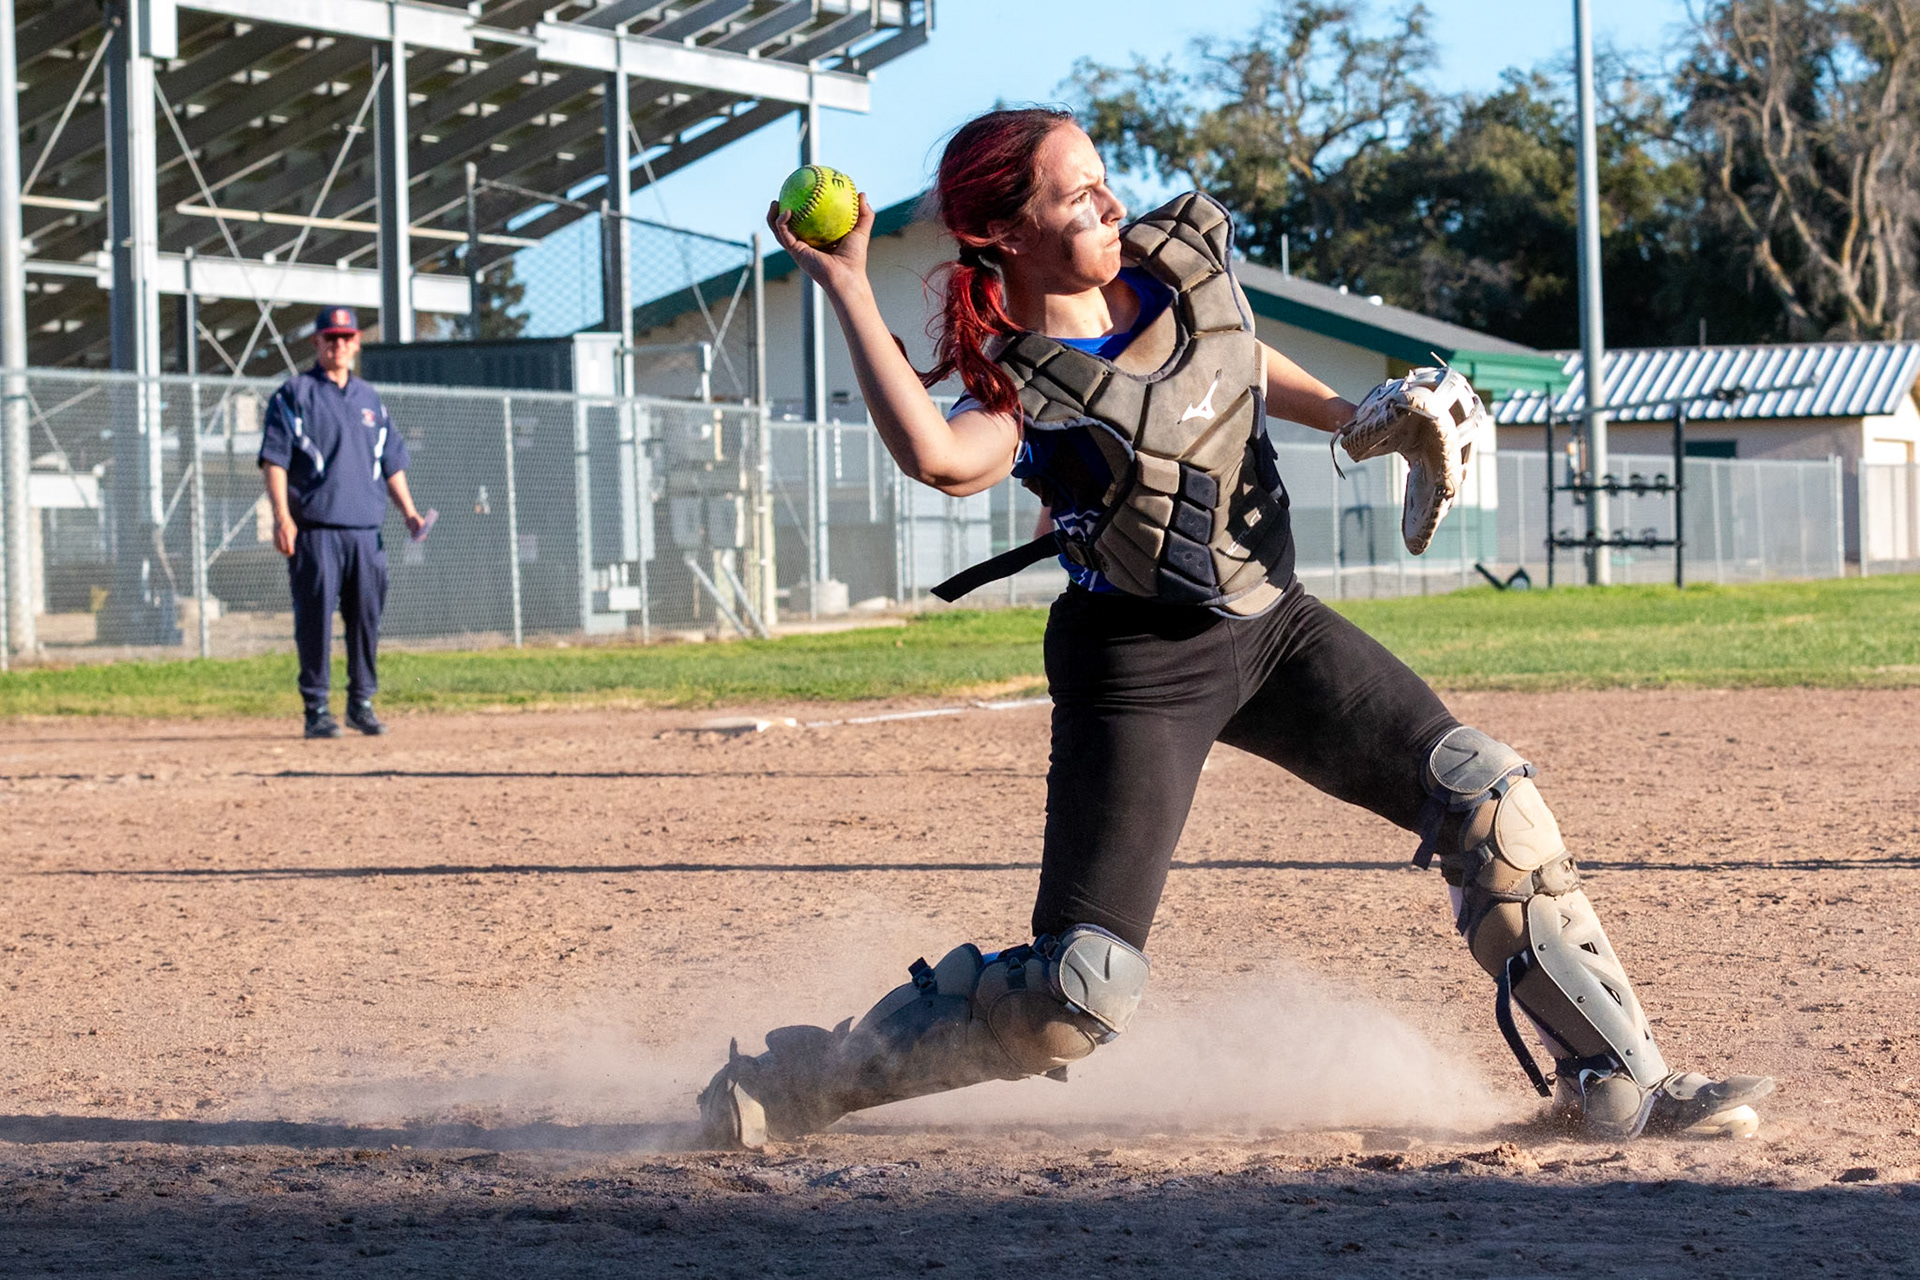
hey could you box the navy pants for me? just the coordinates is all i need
[1033,582,1460,950]
[289,526,387,709]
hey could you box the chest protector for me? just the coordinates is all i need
[931,192,1293,617]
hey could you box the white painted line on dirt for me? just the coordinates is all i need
[692,697,1050,733]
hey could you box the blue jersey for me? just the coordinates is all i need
[259,366,410,529]
[957,267,1175,593]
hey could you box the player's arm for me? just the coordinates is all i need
[768,195,1020,497]
[1261,341,1354,434]
[262,464,296,557]
[257,389,298,557]
[385,471,427,537]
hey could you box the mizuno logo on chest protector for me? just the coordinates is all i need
[1180,376,1220,424]
[964,192,1295,618]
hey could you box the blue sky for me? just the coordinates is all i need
[636,0,1687,241]
[515,1,1688,330]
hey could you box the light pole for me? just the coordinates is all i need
[1573,0,1611,584]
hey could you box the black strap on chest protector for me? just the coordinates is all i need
[931,532,1065,603]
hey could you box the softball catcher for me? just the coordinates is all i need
[701,108,1773,1149]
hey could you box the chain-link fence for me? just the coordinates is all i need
[497,197,758,403]
[1496,451,1847,585]
[1860,461,1920,575]
[0,368,1866,666]
[764,426,1503,608]
[4,368,774,661]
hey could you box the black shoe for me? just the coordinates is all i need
[304,707,343,739]
[345,700,387,736]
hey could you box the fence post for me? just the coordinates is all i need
[893,469,909,605]
[1329,460,1342,600]
[503,395,523,647]
[634,401,651,645]
[756,404,775,627]
[189,382,210,659]
[1789,466,1804,575]
[804,426,818,619]
[1832,457,1844,578]
[1857,465,1870,577]
[1910,461,1920,562]
[1710,462,1724,583]
[574,394,592,633]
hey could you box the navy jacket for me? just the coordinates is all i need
[258,365,411,529]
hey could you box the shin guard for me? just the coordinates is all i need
[698,926,1149,1148]
[1422,727,1670,1135]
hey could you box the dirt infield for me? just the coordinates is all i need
[4,688,1919,1277]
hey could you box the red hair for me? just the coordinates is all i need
[920,107,1076,417]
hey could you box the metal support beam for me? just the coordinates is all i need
[531,20,870,111]
[181,0,475,54]
[101,0,179,646]
[1573,0,1610,585]
[798,97,831,596]
[602,69,631,346]
[464,161,481,339]
[799,101,827,424]
[373,39,413,343]
[603,63,640,613]
[751,231,775,626]
[50,251,474,314]
[1,0,35,658]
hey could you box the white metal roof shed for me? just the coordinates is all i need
[1493,342,1920,424]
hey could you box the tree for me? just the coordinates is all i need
[471,253,529,340]
[415,252,530,342]
[1072,2,1434,277]
[1677,0,1920,339]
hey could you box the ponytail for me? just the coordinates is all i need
[918,106,1076,416]
[922,254,1020,416]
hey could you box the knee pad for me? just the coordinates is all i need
[1421,726,1668,1095]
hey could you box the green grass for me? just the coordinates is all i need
[1339,575,1920,690]
[4,576,1919,719]
[0,610,1050,719]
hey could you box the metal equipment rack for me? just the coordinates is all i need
[1543,381,1813,589]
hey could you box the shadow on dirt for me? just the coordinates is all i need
[35,853,1920,880]
[0,1138,1913,1279]
[0,1114,697,1154]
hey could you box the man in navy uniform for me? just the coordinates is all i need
[259,307,427,738]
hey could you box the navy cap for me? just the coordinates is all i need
[314,306,360,336]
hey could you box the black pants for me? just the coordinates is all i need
[289,526,388,710]
[1033,582,1460,950]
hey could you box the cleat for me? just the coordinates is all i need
[1562,1070,1775,1140]
[304,707,343,739]
[345,700,387,735]
[698,1040,771,1151]
[1644,1072,1775,1139]
[1572,1071,1658,1141]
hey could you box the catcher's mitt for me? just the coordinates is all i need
[1333,366,1489,555]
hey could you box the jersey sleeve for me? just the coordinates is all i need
[257,386,294,469]
[376,399,411,475]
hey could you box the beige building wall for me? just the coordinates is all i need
[638,217,1417,426]
[636,218,956,409]
[1251,318,1391,409]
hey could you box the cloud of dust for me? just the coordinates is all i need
[251,903,1511,1146]
[282,901,1000,1144]
[876,965,1514,1136]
